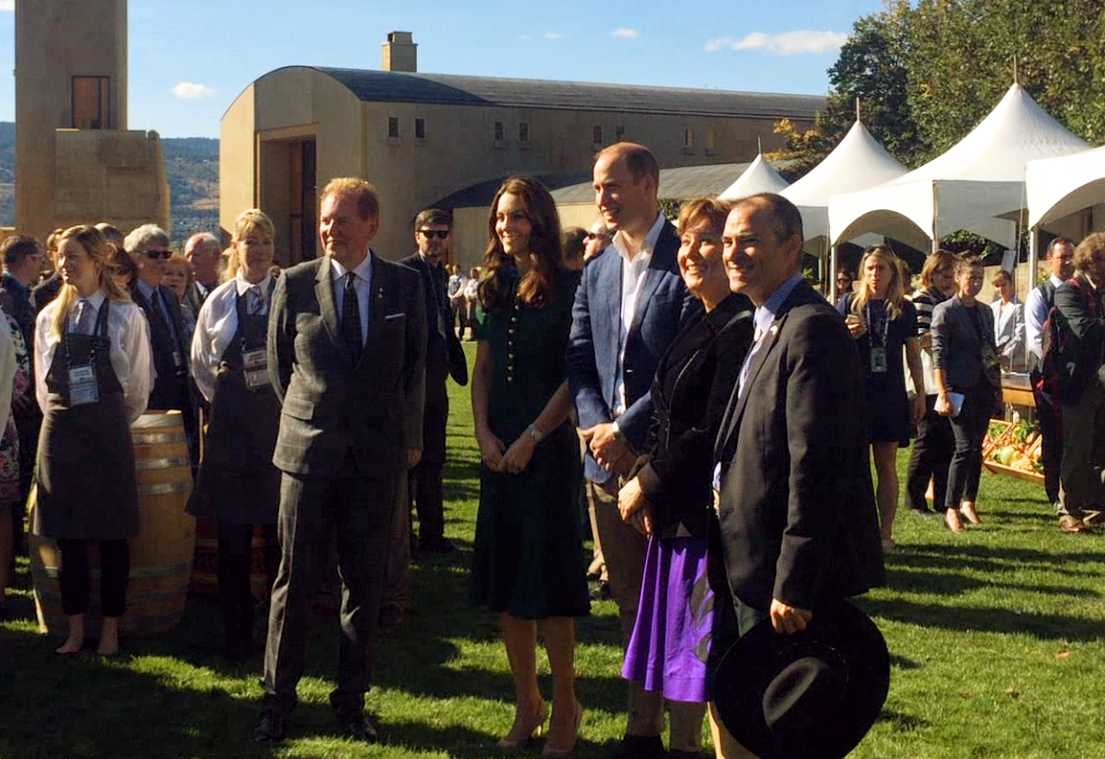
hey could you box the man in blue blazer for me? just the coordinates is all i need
[567,142,700,758]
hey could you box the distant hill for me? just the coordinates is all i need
[0,123,220,245]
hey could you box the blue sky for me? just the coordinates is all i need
[0,0,884,138]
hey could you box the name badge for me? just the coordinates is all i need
[870,346,888,374]
[172,350,183,368]
[69,364,100,406]
[242,349,269,391]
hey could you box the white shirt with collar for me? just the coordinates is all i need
[190,270,275,403]
[611,211,665,416]
[330,251,374,345]
[34,290,153,422]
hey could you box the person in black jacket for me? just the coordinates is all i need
[1046,232,1105,534]
[617,196,754,758]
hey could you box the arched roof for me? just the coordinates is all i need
[302,67,824,119]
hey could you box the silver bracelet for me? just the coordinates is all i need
[527,423,544,442]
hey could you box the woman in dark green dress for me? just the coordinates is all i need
[471,176,589,755]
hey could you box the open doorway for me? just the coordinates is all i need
[260,135,317,266]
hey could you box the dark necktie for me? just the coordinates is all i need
[247,285,263,316]
[342,272,362,359]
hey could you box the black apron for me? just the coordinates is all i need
[188,284,280,524]
[32,300,139,540]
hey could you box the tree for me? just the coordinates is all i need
[823,1,922,165]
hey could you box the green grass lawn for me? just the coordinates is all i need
[2,342,1104,758]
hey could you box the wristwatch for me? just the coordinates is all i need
[527,423,544,442]
[611,420,626,442]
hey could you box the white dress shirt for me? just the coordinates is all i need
[190,271,275,403]
[34,291,153,422]
[611,212,665,416]
[330,251,374,345]
[1026,273,1065,364]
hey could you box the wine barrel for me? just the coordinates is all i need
[190,518,274,600]
[30,410,196,635]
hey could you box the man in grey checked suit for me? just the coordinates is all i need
[254,177,427,744]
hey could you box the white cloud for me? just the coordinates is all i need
[544,31,564,40]
[0,1,14,11]
[611,28,639,39]
[520,34,532,41]
[705,30,848,56]
[171,82,216,99]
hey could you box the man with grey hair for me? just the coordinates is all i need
[124,223,197,465]
[184,232,222,318]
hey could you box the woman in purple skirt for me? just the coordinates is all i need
[617,196,754,758]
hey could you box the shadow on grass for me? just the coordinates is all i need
[884,566,1103,599]
[877,708,930,732]
[0,623,299,759]
[888,543,1105,576]
[859,596,1105,641]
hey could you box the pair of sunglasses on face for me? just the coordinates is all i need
[144,249,174,260]
[419,230,450,240]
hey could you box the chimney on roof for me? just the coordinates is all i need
[382,32,417,73]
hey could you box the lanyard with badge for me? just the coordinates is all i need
[65,299,110,406]
[235,279,275,391]
[866,301,891,374]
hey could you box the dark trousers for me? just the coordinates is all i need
[906,395,954,512]
[1032,374,1063,506]
[217,521,279,652]
[946,382,996,509]
[409,461,445,541]
[57,538,129,617]
[263,459,401,717]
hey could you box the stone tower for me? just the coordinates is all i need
[15,0,169,243]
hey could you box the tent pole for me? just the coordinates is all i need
[830,243,839,301]
[1027,227,1038,290]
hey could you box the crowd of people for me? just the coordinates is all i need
[6,136,1097,758]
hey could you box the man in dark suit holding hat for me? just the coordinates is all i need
[711,193,886,757]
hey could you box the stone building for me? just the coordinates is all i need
[220,32,823,265]
[15,0,170,244]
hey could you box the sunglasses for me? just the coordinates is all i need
[419,230,449,240]
[144,249,174,260]
[108,266,132,277]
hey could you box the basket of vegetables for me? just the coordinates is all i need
[983,418,1043,483]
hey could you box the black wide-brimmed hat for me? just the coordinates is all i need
[712,599,889,759]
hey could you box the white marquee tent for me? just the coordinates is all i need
[718,152,789,199]
[1025,145,1105,231]
[782,119,908,254]
[829,84,1090,254]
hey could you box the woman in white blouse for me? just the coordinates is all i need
[189,209,281,660]
[33,226,152,655]
[990,269,1025,372]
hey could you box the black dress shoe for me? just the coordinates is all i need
[252,710,288,744]
[419,536,456,554]
[337,711,378,743]
[611,734,666,759]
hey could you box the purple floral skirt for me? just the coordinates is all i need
[622,533,715,703]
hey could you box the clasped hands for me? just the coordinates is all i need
[580,422,636,475]
[476,428,536,474]
[617,476,653,537]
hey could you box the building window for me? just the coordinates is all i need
[388,117,400,138]
[593,125,603,145]
[684,127,694,149]
[415,118,426,139]
[616,125,626,141]
[494,120,505,142]
[705,128,715,155]
[519,121,530,142]
[72,76,110,129]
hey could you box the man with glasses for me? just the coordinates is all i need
[124,224,198,466]
[584,220,613,263]
[401,212,465,551]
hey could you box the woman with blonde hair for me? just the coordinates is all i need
[32,225,152,654]
[189,209,281,660]
[838,245,924,551]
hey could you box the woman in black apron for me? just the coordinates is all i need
[32,226,153,655]
[188,209,281,660]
